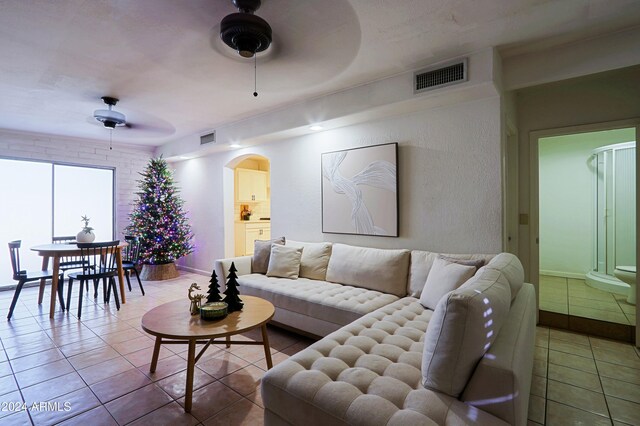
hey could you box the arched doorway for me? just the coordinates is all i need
[223,154,271,257]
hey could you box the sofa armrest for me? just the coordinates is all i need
[461,283,536,426]
[214,256,253,284]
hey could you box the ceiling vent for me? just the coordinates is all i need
[414,58,467,94]
[200,131,216,145]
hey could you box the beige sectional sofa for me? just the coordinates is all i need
[214,242,536,426]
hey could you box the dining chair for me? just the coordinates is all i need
[7,240,65,319]
[52,235,88,290]
[65,241,120,319]
[123,235,145,296]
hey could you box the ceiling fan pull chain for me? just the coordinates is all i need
[253,54,258,97]
[109,129,113,150]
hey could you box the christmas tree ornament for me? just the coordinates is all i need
[206,270,222,303]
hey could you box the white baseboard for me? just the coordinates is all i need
[540,270,586,280]
[176,265,210,276]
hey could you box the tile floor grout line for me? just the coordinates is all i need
[587,336,615,424]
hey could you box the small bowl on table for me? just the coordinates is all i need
[200,302,228,321]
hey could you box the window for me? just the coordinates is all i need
[0,158,114,285]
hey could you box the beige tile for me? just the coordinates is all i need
[527,394,545,424]
[569,296,625,312]
[253,351,290,370]
[139,354,187,381]
[90,368,153,404]
[540,300,568,314]
[601,376,640,404]
[197,352,250,379]
[247,389,264,408]
[104,383,173,425]
[14,358,75,388]
[77,356,135,385]
[540,275,567,285]
[56,405,118,426]
[592,347,640,370]
[547,380,608,417]
[111,335,155,355]
[123,345,173,367]
[590,336,638,354]
[9,348,65,373]
[596,360,640,386]
[534,346,548,362]
[67,346,121,370]
[549,329,590,346]
[0,362,12,378]
[618,301,636,315]
[533,358,548,377]
[21,371,86,404]
[177,381,243,422]
[548,339,593,359]
[156,368,216,399]
[545,401,611,426]
[0,375,18,397]
[28,387,101,425]
[606,395,640,425]
[128,401,199,426]
[0,410,32,426]
[0,390,23,420]
[530,375,546,398]
[220,365,265,396]
[547,363,602,392]
[203,397,264,425]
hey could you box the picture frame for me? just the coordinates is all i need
[321,142,398,237]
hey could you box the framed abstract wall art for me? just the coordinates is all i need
[321,142,398,237]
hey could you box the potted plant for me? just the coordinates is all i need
[76,215,96,243]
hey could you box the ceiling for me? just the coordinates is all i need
[1,0,639,146]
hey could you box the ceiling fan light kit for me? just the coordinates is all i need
[94,96,126,129]
[220,0,272,58]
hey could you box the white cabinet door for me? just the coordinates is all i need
[236,168,268,202]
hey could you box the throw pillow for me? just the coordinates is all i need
[253,237,285,274]
[421,268,512,397]
[439,255,485,270]
[267,244,303,279]
[419,257,476,310]
[286,240,332,280]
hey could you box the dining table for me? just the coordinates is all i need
[31,242,129,318]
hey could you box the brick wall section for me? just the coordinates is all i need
[0,129,155,239]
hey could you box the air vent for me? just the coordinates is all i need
[414,58,467,94]
[200,131,216,145]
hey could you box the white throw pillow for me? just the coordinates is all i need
[421,268,512,397]
[286,241,332,280]
[266,244,303,279]
[419,257,476,310]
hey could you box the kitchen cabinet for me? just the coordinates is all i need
[235,222,271,256]
[236,168,268,202]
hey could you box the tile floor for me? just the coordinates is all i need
[0,273,313,425]
[529,326,640,425]
[539,275,636,326]
[1,273,639,425]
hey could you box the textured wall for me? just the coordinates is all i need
[173,97,503,273]
[0,130,154,240]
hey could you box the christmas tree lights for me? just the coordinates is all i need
[126,157,194,265]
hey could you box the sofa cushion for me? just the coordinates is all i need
[286,240,332,281]
[421,268,511,397]
[408,251,494,298]
[326,244,410,297]
[237,274,398,326]
[484,253,524,301]
[261,298,510,426]
[267,245,303,279]
[419,257,476,310]
[253,237,285,274]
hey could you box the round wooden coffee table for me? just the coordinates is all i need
[141,295,275,413]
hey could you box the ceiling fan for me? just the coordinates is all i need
[93,96,126,129]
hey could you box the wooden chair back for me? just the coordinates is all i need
[7,240,24,280]
[52,236,76,244]
[77,241,120,279]
[123,236,142,263]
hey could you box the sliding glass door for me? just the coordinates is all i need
[0,158,114,285]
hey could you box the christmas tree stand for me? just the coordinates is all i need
[140,262,179,281]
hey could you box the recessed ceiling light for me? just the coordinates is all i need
[229,144,242,148]
[309,125,324,131]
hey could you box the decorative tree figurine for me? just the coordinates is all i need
[223,262,244,312]
[126,157,194,279]
[206,270,222,303]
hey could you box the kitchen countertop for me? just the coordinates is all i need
[235,220,271,224]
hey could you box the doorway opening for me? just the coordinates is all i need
[537,127,636,334]
[227,155,271,257]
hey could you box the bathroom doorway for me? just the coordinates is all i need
[536,125,637,339]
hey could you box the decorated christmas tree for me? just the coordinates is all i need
[206,270,222,303]
[223,262,244,312]
[126,157,194,265]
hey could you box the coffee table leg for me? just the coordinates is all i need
[226,335,231,349]
[261,324,273,369]
[150,337,162,373]
[185,339,196,413]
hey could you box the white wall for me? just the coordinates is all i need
[538,129,635,277]
[0,129,154,240]
[173,96,503,274]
